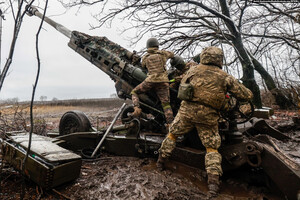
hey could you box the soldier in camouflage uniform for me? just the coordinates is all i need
[169,55,198,90]
[157,46,253,198]
[130,38,175,125]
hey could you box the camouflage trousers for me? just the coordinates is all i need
[131,81,174,124]
[159,102,222,176]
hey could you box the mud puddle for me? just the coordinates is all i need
[52,155,282,200]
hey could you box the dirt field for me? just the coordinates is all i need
[0,99,299,200]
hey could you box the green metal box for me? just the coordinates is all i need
[1,133,82,189]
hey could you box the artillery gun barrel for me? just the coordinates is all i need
[26,6,160,116]
[27,6,72,38]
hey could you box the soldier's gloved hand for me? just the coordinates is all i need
[131,106,142,118]
[220,94,231,112]
[132,51,141,65]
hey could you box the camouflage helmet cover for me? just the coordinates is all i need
[200,46,223,68]
[170,55,186,71]
[146,37,159,48]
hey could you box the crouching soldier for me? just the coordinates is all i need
[157,46,253,198]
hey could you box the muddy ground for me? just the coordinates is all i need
[0,100,299,200]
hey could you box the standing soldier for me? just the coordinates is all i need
[156,46,253,198]
[130,38,175,127]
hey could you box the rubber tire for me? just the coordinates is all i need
[59,110,92,135]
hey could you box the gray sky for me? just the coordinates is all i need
[1,1,146,101]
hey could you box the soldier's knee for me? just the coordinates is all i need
[167,132,177,141]
[206,147,218,153]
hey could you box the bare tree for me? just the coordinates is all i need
[0,0,35,92]
[58,0,299,108]
[0,7,5,74]
[39,95,47,101]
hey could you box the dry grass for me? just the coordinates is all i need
[0,98,131,135]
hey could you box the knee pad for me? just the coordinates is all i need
[167,133,177,141]
[206,147,218,153]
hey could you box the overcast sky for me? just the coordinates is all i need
[0,1,147,101]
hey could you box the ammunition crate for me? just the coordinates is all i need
[1,133,82,189]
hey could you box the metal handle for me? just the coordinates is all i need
[91,103,127,157]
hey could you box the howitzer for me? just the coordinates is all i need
[27,6,172,131]
[5,6,299,199]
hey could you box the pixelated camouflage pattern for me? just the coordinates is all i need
[159,102,222,175]
[200,46,223,68]
[159,50,253,176]
[170,61,197,90]
[142,47,174,82]
[205,152,222,176]
[163,107,174,124]
[158,136,176,158]
[131,93,140,107]
[181,64,253,110]
[131,81,174,122]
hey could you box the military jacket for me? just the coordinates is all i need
[170,61,197,90]
[142,48,174,82]
[173,61,197,82]
[181,64,253,110]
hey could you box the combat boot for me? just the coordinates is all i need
[207,173,220,199]
[131,106,142,118]
[156,154,167,171]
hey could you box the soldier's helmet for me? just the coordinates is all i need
[192,53,201,64]
[146,38,159,48]
[200,46,223,68]
[170,56,186,71]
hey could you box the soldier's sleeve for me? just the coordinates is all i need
[162,50,174,59]
[226,75,253,101]
[185,61,197,72]
[141,55,147,68]
[180,65,197,84]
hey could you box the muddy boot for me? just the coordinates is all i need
[131,106,142,118]
[156,154,167,171]
[207,174,220,199]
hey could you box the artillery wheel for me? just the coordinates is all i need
[59,111,92,135]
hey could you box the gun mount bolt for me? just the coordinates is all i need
[231,153,237,157]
